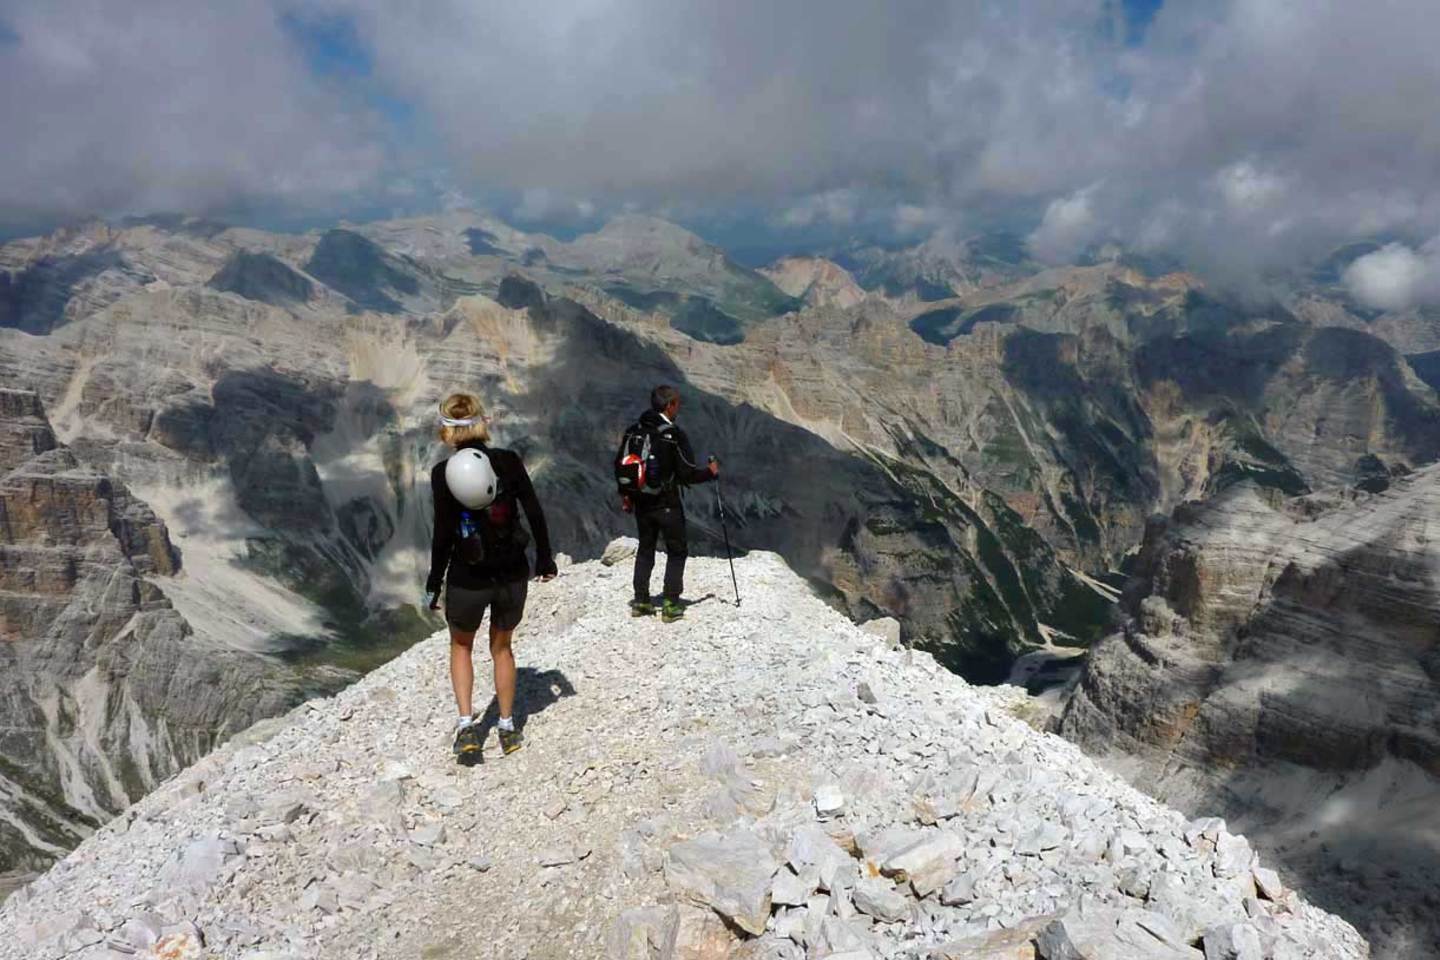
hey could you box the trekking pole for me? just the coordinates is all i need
[710,459,741,606]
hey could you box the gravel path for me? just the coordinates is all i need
[0,548,1368,959]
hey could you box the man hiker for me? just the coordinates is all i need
[615,384,718,622]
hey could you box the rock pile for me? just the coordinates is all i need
[0,549,1367,959]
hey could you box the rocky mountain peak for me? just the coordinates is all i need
[1,549,1366,959]
[593,214,713,252]
[759,256,866,309]
[206,251,315,307]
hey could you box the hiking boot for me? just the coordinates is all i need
[630,599,656,617]
[497,726,524,756]
[452,721,482,759]
[660,599,686,623]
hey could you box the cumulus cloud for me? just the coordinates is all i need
[0,0,386,224]
[891,204,950,238]
[1343,241,1440,311]
[777,189,860,229]
[4,0,1440,289]
[512,187,596,225]
[1029,186,1103,264]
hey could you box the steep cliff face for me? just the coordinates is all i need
[1060,470,1440,958]
[0,389,298,887]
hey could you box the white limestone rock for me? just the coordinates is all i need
[601,537,639,566]
[663,829,778,936]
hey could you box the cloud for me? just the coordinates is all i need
[4,0,1440,291]
[777,189,860,229]
[1343,241,1440,311]
[1029,186,1102,263]
[891,204,950,238]
[0,1,386,224]
[511,187,596,225]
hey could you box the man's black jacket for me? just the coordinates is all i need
[631,409,714,510]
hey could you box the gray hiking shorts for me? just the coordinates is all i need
[445,579,528,633]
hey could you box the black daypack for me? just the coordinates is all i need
[614,420,675,496]
[455,484,530,566]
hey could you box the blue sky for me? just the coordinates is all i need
[280,12,416,132]
[1121,0,1164,40]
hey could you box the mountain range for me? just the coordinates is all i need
[2,209,1438,954]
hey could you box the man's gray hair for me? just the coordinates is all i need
[650,384,680,413]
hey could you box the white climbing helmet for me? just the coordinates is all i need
[445,448,498,509]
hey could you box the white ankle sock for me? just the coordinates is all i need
[498,716,515,732]
[456,715,474,730]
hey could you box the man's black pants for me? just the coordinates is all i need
[634,504,687,603]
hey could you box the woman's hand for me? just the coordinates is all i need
[535,572,557,582]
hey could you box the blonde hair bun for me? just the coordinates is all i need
[438,392,492,446]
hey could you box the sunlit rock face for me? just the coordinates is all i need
[1061,468,1440,958]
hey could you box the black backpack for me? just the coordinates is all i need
[455,481,530,566]
[614,420,675,496]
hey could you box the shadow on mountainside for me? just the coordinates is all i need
[152,365,439,674]
[1134,316,1440,475]
[0,248,128,335]
[491,274,1108,683]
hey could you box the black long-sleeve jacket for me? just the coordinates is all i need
[427,441,556,593]
[632,409,715,510]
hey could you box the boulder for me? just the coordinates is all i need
[660,905,738,960]
[881,830,964,878]
[1251,866,1284,902]
[664,829,779,936]
[1202,923,1265,960]
[159,833,239,890]
[602,537,639,566]
[931,926,1039,959]
[814,783,847,819]
[1213,833,1253,879]
[609,906,671,960]
[771,867,818,907]
[859,617,902,648]
[851,877,910,923]
[786,824,854,892]
[1036,906,1203,960]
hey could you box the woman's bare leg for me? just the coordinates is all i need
[489,625,516,721]
[449,625,478,718]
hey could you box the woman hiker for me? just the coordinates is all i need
[426,392,557,759]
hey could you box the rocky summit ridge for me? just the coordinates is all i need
[1,550,1365,959]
